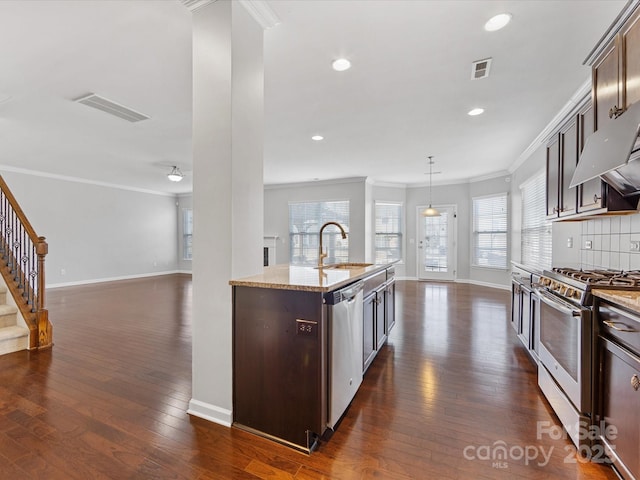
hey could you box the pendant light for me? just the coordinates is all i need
[422,156,440,217]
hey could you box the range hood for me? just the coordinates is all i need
[570,100,640,196]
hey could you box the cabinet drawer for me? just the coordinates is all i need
[599,338,640,480]
[599,302,640,353]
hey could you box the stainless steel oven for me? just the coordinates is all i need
[537,288,593,447]
[535,269,598,449]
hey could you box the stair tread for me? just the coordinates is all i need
[0,325,28,340]
[0,304,18,315]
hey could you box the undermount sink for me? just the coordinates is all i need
[323,262,373,270]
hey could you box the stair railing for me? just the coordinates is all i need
[0,175,52,350]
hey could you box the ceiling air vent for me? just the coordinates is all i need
[73,93,150,123]
[471,58,492,80]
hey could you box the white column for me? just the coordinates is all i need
[187,0,265,426]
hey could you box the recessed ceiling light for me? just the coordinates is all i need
[484,13,512,32]
[468,108,485,116]
[311,135,324,141]
[332,58,351,71]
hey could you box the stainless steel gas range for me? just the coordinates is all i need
[535,268,640,449]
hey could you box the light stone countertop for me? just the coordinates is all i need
[592,289,640,315]
[229,263,392,292]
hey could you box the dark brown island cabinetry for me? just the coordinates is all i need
[232,286,327,452]
[231,263,395,453]
[594,300,640,480]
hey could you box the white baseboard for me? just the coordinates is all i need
[187,399,232,427]
[47,270,183,289]
[456,278,510,291]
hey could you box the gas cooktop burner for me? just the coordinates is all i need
[551,268,640,287]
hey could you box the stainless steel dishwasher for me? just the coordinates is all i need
[325,280,364,429]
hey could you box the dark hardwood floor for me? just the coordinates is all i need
[0,275,617,479]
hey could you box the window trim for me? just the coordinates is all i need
[183,208,193,261]
[471,192,508,270]
[520,170,551,270]
[288,200,350,266]
[374,200,404,264]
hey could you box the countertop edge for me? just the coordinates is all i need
[593,288,640,315]
[229,263,393,293]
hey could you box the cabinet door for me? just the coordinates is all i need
[511,282,522,333]
[519,288,531,347]
[363,292,376,371]
[531,293,540,358]
[385,280,396,334]
[593,42,621,130]
[622,10,640,109]
[599,338,640,480]
[559,118,578,217]
[578,103,604,212]
[546,135,560,218]
[375,287,386,350]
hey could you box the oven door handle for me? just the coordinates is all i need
[537,290,581,316]
[602,320,638,333]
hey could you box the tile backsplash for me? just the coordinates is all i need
[580,213,640,271]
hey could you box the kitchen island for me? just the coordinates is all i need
[229,262,395,452]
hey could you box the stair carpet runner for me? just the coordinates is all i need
[0,284,28,355]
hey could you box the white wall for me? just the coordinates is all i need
[1,170,178,286]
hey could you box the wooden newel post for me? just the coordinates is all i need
[36,236,47,311]
[36,236,52,350]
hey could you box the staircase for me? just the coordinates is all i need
[0,284,28,355]
[0,175,52,354]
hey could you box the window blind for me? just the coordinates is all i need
[375,202,403,263]
[183,209,193,260]
[520,172,552,269]
[289,201,349,265]
[472,193,508,269]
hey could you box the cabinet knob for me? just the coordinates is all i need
[632,374,640,391]
[609,105,624,119]
[594,194,601,204]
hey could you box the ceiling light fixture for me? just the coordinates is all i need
[422,156,440,217]
[484,13,512,32]
[332,58,351,71]
[468,108,485,116]
[311,135,324,141]
[167,166,184,182]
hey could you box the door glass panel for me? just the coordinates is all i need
[423,213,448,272]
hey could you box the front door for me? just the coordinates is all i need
[417,205,456,281]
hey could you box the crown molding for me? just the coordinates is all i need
[238,0,281,29]
[0,164,178,197]
[180,0,218,13]
[508,76,591,174]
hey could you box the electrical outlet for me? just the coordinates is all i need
[296,319,317,337]
[567,237,573,248]
[60,268,66,276]
[585,240,592,250]
[631,241,640,252]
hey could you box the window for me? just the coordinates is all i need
[289,201,349,265]
[375,202,403,263]
[472,193,508,269]
[521,172,551,269]
[183,209,193,260]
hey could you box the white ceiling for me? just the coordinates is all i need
[0,0,628,194]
